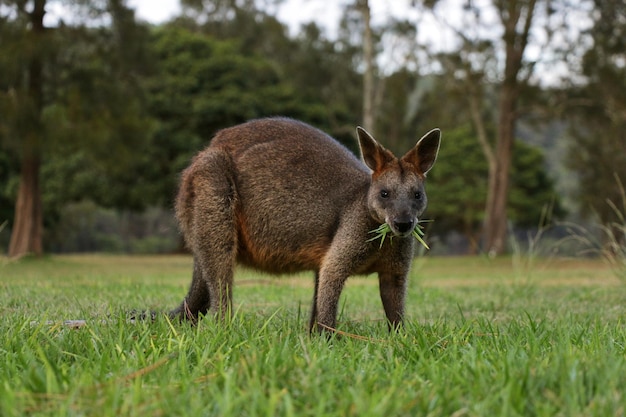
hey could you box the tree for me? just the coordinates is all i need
[1,0,47,257]
[417,0,586,255]
[343,1,421,138]
[176,1,364,146]
[566,0,626,231]
[426,125,565,253]
[357,0,376,132]
[425,126,488,251]
[480,0,540,256]
[0,148,18,235]
[0,0,152,257]
[139,24,307,204]
[285,22,362,140]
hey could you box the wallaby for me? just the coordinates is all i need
[171,117,441,333]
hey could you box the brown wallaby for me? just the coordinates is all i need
[171,117,441,333]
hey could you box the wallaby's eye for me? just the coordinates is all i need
[414,191,423,200]
[380,190,389,199]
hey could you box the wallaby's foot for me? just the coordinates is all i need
[310,322,344,342]
[387,320,404,333]
[310,321,336,334]
[168,299,207,325]
[127,309,158,323]
[127,308,207,325]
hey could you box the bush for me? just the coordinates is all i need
[45,201,179,254]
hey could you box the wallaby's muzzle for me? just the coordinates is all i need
[393,220,414,235]
[388,215,417,237]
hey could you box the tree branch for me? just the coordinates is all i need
[467,90,495,168]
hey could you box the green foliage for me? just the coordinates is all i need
[43,201,179,253]
[283,22,362,142]
[40,13,364,217]
[372,69,424,153]
[2,1,364,253]
[0,255,624,416]
[140,25,307,205]
[0,147,17,218]
[176,2,363,147]
[566,0,626,226]
[510,140,567,227]
[426,126,488,241]
[38,10,156,211]
[0,0,619,256]
[0,0,158,250]
[427,126,565,248]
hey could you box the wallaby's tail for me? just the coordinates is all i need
[175,164,196,243]
[175,149,238,248]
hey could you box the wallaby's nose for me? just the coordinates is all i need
[393,220,414,234]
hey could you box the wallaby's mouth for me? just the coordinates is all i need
[368,218,430,250]
[388,218,417,237]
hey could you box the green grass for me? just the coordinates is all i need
[1,255,625,416]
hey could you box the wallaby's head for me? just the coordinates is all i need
[358,127,441,238]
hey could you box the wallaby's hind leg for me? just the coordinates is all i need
[169,258,210,322]
[176,150,238,322]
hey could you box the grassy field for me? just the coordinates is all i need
[0,254,624,416]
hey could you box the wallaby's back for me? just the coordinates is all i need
[177,117,371,273]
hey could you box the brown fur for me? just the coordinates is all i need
[170,117,441,333]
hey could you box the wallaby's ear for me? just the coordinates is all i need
[402,128,441,175]
[357,126,395,173]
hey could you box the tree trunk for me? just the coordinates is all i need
[8,0,46,258]
[482,0,536,256]
[360,0,375,133]
[482,86,516,256]
[9,153,43,257]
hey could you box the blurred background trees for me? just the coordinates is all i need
[565,0,626,230]
[0,0,623,256]
[1,0,153,256]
